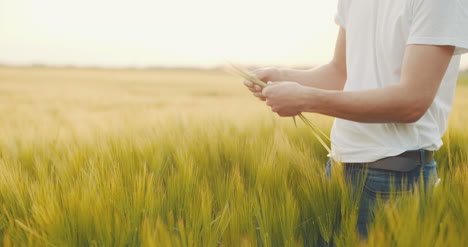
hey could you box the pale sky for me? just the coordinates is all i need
[1,0,467,69]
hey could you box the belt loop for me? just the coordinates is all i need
[420,149,425,165]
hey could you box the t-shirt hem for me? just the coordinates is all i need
[407,36,468,55]
[330,150,405,163]
[330,147,439,164]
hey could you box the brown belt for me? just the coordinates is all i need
[345,150,435,172]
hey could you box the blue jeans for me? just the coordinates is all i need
[325,154,439,237]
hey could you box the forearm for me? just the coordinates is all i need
[263,37,452,123]
[301,85,428,123]
[277,63,347,91]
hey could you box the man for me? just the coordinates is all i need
[244,0,468,236]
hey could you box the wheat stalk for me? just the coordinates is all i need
[226,63,332,153]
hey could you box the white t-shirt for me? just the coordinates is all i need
[331,0,468,163]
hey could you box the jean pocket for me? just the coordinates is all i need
[422,161,439,187]
[363,170,415,199]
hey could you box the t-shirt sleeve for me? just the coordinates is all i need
[335,0,347,29]
[407,0,468,56]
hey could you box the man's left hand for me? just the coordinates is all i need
[262,81,306,117]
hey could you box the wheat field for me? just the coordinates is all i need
[0,66,467,246]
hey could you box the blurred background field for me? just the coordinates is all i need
[0,66,467,246]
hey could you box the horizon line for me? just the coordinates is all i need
[1,63,467,73]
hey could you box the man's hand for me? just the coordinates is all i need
[262,81,306,117]
[243,67,281,101]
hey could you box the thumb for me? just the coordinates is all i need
[262,83,274,97]
[266,81,280,86]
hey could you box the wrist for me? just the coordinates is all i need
[299,86,326,113]
[274,68,287,81]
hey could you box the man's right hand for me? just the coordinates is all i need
[243,67,281,101]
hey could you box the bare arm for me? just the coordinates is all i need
[277,27,347,90]
[263,44,455,123]
[244,27,347,100]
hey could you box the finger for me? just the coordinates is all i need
[254,85,262,91]
[250,86,261,93]
[243,80,253,87]
[255,93,266,101]
[277,111,292,117]
[252,69,266,80]
[254,92,263,98]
